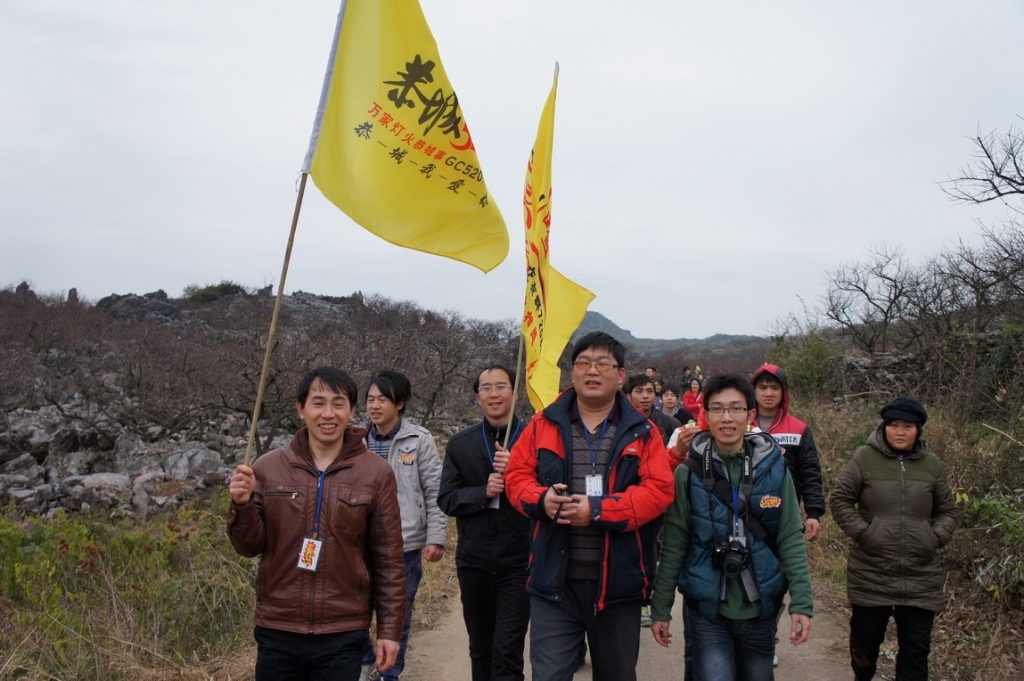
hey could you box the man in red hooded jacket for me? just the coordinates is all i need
[749,364,825,539]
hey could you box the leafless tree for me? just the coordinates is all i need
[944,123,1024,209]
[822,245,915,353]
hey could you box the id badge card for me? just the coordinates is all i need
[297,537,323,572]
[585,474,603,497]
[488,495,500,509]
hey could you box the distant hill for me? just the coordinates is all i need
[574,310,766,358]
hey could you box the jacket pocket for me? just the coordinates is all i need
[335,487,374,537]
[857,517,880,549]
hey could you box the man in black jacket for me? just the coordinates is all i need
[438,365,530,681]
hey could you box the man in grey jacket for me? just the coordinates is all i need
[359,370,447,681]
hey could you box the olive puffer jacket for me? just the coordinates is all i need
[829,423,958,612]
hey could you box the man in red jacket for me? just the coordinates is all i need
[505,332,674,681]
[750,365,825,540]
[228,367,406,681]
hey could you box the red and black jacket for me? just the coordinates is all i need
[504,388,675,611]
[750,364,826,520]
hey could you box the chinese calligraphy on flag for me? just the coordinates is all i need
[522,68,595,411]
[301,0,508,273]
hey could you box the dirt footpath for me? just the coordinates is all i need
[401,593,850,680]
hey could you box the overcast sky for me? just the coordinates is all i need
[3,1,1023,339]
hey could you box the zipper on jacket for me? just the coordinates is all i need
[309,469,326,632]
[899,457,907,603]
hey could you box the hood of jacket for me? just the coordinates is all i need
[291,424,370,469]
[688,428,779,470]
[751,364,790,427]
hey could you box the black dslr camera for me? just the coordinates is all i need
[712,539,750,578]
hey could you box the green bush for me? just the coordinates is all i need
[181,281,250,304]
[769,330,842,398]
[0,498,256,679]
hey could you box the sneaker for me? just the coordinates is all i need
[773,654,779,667]
[640,604,652,628]
[358,664,376,681]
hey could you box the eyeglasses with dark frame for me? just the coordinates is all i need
[706,406,752,417]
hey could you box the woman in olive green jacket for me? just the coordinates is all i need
[829,397,958,681]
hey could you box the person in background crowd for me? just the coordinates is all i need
[660,383,695,425]
[438,365,530,681]
[360,370,447,681]
[683,378,703,418]
[227,367,406,681]
[651,373,813,681]
[505,332,674,681]
[830,397,958,681]
[625,374,682,448]
[750,364,827,668]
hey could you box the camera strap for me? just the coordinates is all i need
[686,441,776,554]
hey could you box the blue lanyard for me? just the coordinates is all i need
[731,484,741,537]
[583,417,610,475]
[481,420,520,472]
[312,470,326,538]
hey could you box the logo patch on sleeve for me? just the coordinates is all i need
[760,496,781,509]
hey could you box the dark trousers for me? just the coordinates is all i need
[850,604,935,681]
[254,626,367,681]
[457,565,531,681]
[362,549,423,680]
[528,578,641,681]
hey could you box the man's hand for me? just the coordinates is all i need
[376,638,400,671]
[423,544,445,562]
[229,465,255,505]
[543,484,575,524]
[789,613,811,645]
[485,472,504,499]
[673,425,699,461]
[566,494,592,526]
[651,620,672,648]
[492,442,510,474]
[805,518,821,541]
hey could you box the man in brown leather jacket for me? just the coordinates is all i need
[228,366,407,681]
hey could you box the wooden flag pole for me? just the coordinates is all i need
[243,172,309,467]
[502,333,527,450]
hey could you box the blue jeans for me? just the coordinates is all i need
[682,598,695,681]
[688,602,777,681]
[362,549,423,680]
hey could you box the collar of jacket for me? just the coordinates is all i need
[690,429,780,472]
[290,425,370,470]
[544,387,648,433]
[866,422,928,460]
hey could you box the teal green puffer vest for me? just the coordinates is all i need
[678,433,788,622]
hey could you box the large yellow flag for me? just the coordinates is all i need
[522,69,595,411]
[301,0,508,273]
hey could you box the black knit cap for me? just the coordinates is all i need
[880,396,928,425]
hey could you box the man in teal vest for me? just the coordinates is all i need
[649,373,813,680]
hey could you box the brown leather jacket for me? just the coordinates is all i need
[227,426,406,640]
